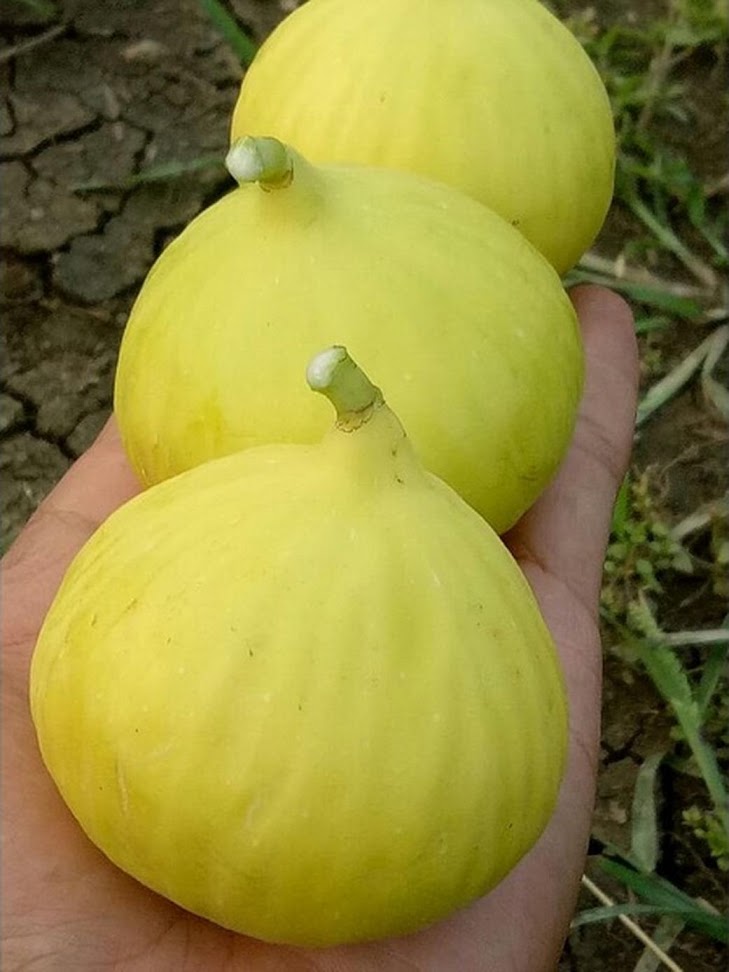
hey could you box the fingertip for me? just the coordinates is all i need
[83,413,127,463]
[569,282,633,324]
[569,284,640,387]
[92,413,120,447]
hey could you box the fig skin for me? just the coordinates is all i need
[231,0,616,274]
[32,349,568,947]
[115,138,583,534]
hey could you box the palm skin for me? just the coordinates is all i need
[1,285,638,972]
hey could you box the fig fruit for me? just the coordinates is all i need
[230,0,615,274]
[32,348,568,946]
[115,136,582,534]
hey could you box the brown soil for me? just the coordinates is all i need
[1,1,726,969]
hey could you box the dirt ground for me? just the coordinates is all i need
[1,0,726,969]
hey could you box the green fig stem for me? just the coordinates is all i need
[225,136,294,190]
[307,347,384,430]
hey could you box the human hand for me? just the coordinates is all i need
[1,284,638,971]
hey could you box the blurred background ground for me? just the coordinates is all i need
[1,0,727,968]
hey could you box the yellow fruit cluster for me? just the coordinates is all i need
[31,0,614,948]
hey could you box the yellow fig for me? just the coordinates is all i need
[32,348,568,947]
[115,136,583,534]
[230,0,615,274]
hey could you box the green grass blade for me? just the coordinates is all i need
[696,221,729,265]
[566,269,704,318]
[695,643,729,719]
[636,639,729,834]
[634,316,673,335]
[638,638,698,710]
[199,0,258,66]
[630,753,665,872]
[636,330,719,426]
[73,155,226,192]
[616,282,703,318]
[611,474,632,535]
[634,914,686,972]
[571,902,708,929]
[598,858,729,942]
[624,190,717,289]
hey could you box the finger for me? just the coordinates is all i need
[2,416,141,672]
[506,284,639,617]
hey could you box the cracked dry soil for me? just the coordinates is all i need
[1,0,289,548]
[1,2,726,970]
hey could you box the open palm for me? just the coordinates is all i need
[2,285,638,972]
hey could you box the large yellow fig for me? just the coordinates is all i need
[115,136,583,534]
[32,348,568,947]
[230,0,615,274]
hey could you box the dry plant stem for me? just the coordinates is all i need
[626,195,717,291]
[671,493,728,542]
[578,251,710,300]
[636,35,676,134]
[633,915,687,972]
[660,629,729,648]
[701,325,729,420]
[0,23,68,65]
[635,41,694,133]
[580,876,685,972]
[694,898,722,916]
[705,172,729,198]
[636,326,728,427]
[702,325,729,373]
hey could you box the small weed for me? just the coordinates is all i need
[683,805,729,871]
[560,0,728,295]
[678,664,729,876]
[638,332,667,380]
[596,455,728,961]
[602,470,693,630]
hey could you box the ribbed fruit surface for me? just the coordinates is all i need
[231,0,615,274]
[31,422,567,946]
[114,155,582,534]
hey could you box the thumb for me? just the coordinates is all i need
[2,417,141,690]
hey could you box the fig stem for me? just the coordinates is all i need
[307,347,384,426]
[225,136,293,189]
